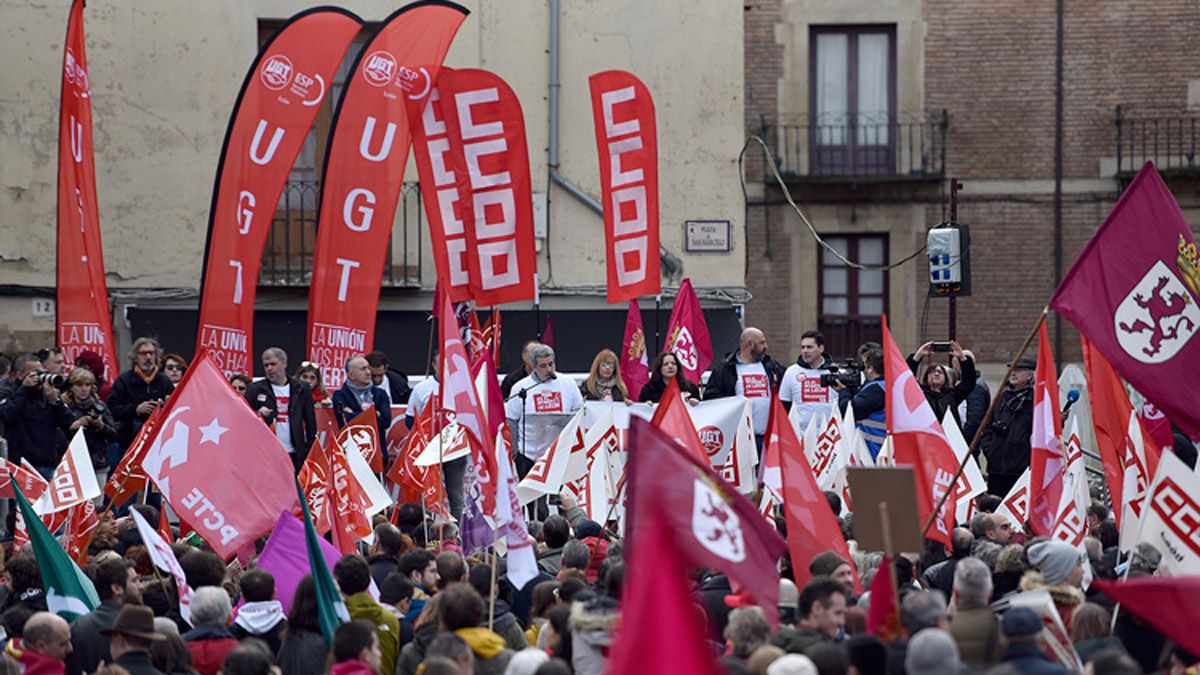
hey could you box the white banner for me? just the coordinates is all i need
[1132,450,1200,576]
[942,410,987,524]
[997,468,1031,529]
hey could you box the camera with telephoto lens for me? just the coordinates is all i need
[36,371,66,389]
[819,359,864,388]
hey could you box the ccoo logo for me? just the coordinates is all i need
[361,51,397,87]
[260,54,294,91]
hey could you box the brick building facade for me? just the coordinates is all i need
[744,0,1200,370]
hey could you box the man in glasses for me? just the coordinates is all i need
[107,336,174,454]
[245,347,317,473]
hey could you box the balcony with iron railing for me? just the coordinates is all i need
[758,110,948,181]
[1115,106,1200,178]
[259,181,425,287]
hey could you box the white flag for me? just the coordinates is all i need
[130,509,194,624]
[997,468,1032,529]
[1131,450,1200,576]
[516,409,584,505]
[941,409,987,524]
[33,428,100,514]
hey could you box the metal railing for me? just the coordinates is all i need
[259,181,424,287]
[1115,106,1200,176]
[759,109,948,179]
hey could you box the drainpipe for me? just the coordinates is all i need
[1053,0,1064,361]
[548,0,683,281]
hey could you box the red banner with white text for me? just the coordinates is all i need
[306,3,468,389]
[412,73,473,302]
[437,68,537,307]
[589,71,661,303]
[195,8,363,378]
[57,0,118,377]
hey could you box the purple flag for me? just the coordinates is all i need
[255,511,343,612]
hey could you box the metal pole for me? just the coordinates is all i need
[1053,0,1065,361]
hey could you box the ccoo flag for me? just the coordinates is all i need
[1051,162,1200,437]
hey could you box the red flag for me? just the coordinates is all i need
[299,437,331,534]
[626,417,788,624]
[1093,577,1200,658]
[1082,336,1160,529]
[1140,401,1175,455]
[306,4,468,389]
[63,499,99,565]
[412,71,473,303]
[326,436,372,554]
[866,556,900,640]
[541,314,554,349]
[482,308,502,365]
[435,68,538,307]
[606,516,721,675]
[621,300,650,402]
[437,291,497,515]
[588,70,661,303]
[158,504,172,543]
[385,396,449,519]
[882,314,957,546]
[663,278,713,384]
[336,409,383,472]
[105,404,164,506]
[1050,162,1200,437]
[195,9,362,377]
[649,378,708,463]
[1029,322,1064,537]
[770,394,859,592]
[56,0,119,379]
[140,353,299,559]
[0,458,48,501]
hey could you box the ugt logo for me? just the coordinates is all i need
[1114,260,1200,363]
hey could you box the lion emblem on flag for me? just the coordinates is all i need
[691,478,745,562]
[1114,260,1200,364]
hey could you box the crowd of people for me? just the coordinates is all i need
[0,326,1195,674]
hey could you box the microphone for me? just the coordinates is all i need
[1062,389,1080,415]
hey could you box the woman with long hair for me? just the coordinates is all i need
[579,349,628,401]
[638,351,700,403]
[276,576,326,675]
[906,340,977,429]
[294,361,330,404]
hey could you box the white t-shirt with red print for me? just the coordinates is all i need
[272,382,294,453]
[780,363,837,433]
[735,360,771,435]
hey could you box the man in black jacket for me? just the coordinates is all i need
[245,347,317,472]
[106,337,174,452]
[979,356,1036,497]
[704,327,786,446]
[366,350,411,406]
[0,353,72,477]
[332,356,392,439]
[68,559,144,675]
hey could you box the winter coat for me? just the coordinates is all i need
[276,629,327,675]
[332,383,392,441]
[454,627,512,675]
[0,383,72,468]
[66,600,122,675]
[704,351,786,400]
[978,384,1035,476]
[949,604,1003,667]
[231,600,287,656]
[1002,641,1069,675]
[243,377,317,460]
[569,598,618,675]
[1075,637,1126,664]
[637,376,700,403]
[485,601,529,651]
[113,651,167,675]
[962,380,991,444]
[906,354,978,428]
[60,396,117,470]
[1018,571,1085,631]
[770,626,827,655]
[182,625,239,675]
[396,622,438,675]
[368,554,399,591]
[107,368,174,449]
[345,592,399,675]
[6,638,66,675]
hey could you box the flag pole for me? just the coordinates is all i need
[654,294,662,358]
[487,543,499,630]
[922,306,1049,537]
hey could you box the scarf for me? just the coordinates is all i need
[455,627,506,660]
[346,381,374,406]
[137,365,160,384]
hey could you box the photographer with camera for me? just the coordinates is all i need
[0,353,72,479]
[835,343,886,461]
[60,366,117,481]
[907,340,977,430]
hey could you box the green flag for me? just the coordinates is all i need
[296,480,348,643]
[13,482,99,621]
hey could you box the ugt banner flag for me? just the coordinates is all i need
[57,0,118,377]
[1050,162,1200,437]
